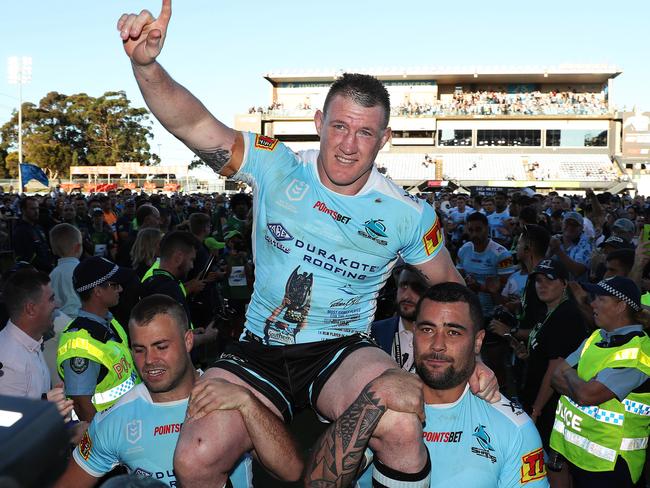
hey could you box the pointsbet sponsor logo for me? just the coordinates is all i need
[313,201,351,224]
[154,423,182,436]
[423,430,463,443]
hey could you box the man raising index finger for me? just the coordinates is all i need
[117,3,492,487]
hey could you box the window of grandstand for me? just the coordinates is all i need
[392,130,434,139]
[438,129,472,146]
[476,129,541,147]
[545,129,607,147]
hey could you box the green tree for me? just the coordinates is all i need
[0,91,157,179]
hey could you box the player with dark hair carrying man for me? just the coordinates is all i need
[308,283,548,487]
[54,294,302,487]
[116,3,498,486]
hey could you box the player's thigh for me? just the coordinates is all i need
[315,346,398,420]
[175,367,283,466]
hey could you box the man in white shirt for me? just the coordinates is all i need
[0,268,58,398]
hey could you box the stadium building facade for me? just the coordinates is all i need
[235,65,640,193]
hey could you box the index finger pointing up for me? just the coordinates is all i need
[159,0,172,24]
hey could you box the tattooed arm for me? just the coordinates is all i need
[304,369,424,488]
[118,1,244,176]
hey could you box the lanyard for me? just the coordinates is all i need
[528,295,567,350]
[393,330,416,373]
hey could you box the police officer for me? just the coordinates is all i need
[57,256,139,421]
[550,276,650,487]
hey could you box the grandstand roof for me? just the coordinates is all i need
[264,64,621,85]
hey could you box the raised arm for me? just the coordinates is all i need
[117,0,243,176]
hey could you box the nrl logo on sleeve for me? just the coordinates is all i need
[254,134,278,151]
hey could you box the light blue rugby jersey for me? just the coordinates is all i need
[359,386,548,488]
[234,133,444,345]
[422,387,548,488]
[73,383,253,487]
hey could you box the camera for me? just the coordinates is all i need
[493,306,518,330]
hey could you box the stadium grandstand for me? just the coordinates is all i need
[234,65,650,195]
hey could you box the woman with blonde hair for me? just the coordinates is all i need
[130,227,162,279]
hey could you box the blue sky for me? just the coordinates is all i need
[1,0,648,171]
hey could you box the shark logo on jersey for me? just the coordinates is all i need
[286,179,309,202]
[364,219,387,238]
[471,424,497,463]
[126,419,142,444]
[473,424,494,451]
[267,223,293,241]
[358,219,388,245]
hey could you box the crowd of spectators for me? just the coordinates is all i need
[393,89,608,117]
[3,182,650,486]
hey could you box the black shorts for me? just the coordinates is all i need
[213,331,378,422]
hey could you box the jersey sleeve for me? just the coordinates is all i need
[400,203,444,265]
[72,414,119,477]
[498,420,549,487]
[232,132,297,188]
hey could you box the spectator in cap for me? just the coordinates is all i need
[512,259,587,485]
[603,249,635,279]
[590,236,635,282]
[611,218,636,245]
[548,211,593,282]
[57,256,138,421]
[551,276,649,487]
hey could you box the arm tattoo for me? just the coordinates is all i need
[192,147,232,173]
[305,384,386,488]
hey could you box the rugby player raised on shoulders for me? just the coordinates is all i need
[117,3,498,486]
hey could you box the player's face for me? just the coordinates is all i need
[131,313,193,398]
[466,220,488,246]
[413,299,484,391]
[396,269,425,322]
[314,95,391,196]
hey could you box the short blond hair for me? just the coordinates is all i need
[49,223,82,258]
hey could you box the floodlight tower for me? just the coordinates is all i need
[7,56,32,190]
